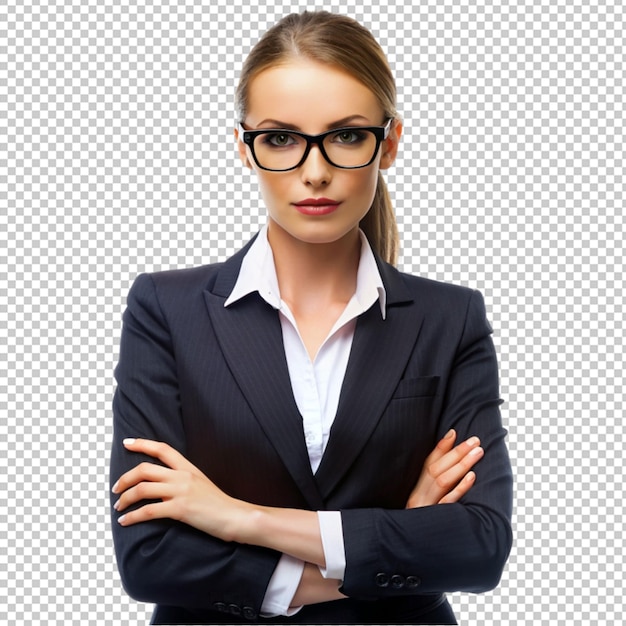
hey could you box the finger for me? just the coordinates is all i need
[434,446,484,492]
[117,500,175,526]
[436,429,457,453]
[423,429,457,466]
[438,471,476,504]
[121,438,199,475]
[114,480,177,513]
[112,461,173,494]
[428,436,481,477]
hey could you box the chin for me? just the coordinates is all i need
[283,223,360,247]
[269,211,364,244]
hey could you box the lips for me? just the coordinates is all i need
[293,198,341,216]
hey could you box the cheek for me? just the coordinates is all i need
[348,168,380,205]
[254,173,284,208]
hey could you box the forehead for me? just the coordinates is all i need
[245,58,382,130]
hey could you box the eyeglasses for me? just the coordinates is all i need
[238,119,393,172]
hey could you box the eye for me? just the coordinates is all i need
[264,132,297,147]
[331,129,366,145]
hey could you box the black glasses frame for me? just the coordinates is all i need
[238,119,393,172]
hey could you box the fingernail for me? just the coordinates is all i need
[467,436,480,447]
[445,429,455,439]
[466,471,476,482]
[117,515,126,525]
[123,438,136,446]
[111,480,119,493]
[469,446,484,457]
[113,499,120,511]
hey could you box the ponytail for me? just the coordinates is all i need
[360,172,399,266]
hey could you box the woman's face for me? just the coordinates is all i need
[236,58,401,247]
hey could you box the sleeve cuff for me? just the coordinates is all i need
[260,554,305,617]
[317,510,346,580]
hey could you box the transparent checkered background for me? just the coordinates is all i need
[2,0,624,624]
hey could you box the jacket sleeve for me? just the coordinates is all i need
[339,290,513,598]
[109,273,279,616]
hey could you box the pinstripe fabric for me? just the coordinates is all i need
[110,236,512,624]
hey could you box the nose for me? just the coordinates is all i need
[299,144,332,186]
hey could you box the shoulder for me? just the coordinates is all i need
[382,260,478,308]
[384,264,492,334]
[143,262,224,290]
[127,262,225,305]
[400,270,475,299]
[129,236,255,304]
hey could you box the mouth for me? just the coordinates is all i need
[292,198,341,216]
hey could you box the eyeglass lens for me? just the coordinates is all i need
[252,128,379,170]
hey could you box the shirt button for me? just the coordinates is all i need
[406,575,421,588]
[213,602,228,613]
[228,604,241,616]
[375,572,389,587]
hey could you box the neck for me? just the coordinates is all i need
[267,221,361,307]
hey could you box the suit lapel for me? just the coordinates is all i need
[204,241,424,507]
[204,248,325,510]
[314,259,424,500]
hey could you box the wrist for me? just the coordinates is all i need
[230,500,263,545]
[291,563,345,607]
[234,506,326,567]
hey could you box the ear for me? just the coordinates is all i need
[234,127,253,169]
[379,118,403,170]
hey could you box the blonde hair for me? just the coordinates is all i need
[236,11,399,265]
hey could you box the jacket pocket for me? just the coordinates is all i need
[391,375,440,399]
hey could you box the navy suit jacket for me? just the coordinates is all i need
[110,238,513,624]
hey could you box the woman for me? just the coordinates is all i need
[110,11,513,625]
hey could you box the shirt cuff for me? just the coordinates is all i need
[260,554,305,617]
[317,510,346,580]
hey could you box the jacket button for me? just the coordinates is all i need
[406,575,421,588]
[213,602,228,613]
[391,574,405,588]
[242,606,257,620]
[375,572,389,587]
[228,604,242,616]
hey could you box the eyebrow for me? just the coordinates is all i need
[255,115,372,130]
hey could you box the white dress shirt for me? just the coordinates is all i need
[225,225,386,616]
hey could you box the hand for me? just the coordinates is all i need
[113,439,330,567]
[405,429,484,508]
[112,438,251,541]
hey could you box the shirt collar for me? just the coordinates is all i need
[224,225,387,320]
